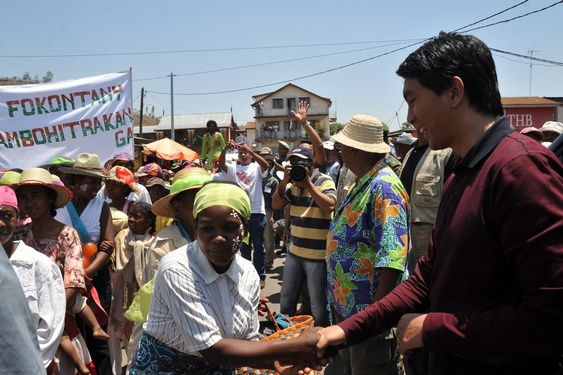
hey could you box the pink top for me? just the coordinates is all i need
[26,226,86,291]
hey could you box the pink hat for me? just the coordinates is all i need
[0,186,18,210]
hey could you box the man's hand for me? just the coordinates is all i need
[238,143,253,155]
[291,100,310,125]
[226,140,237,150]
[258,296,270,317]
[316,325,346,357]
[396,313,427,356]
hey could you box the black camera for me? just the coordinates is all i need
[290,162,309,182]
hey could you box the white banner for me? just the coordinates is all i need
[0,71,133,169]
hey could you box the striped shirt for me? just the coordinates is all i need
[285,171,336,260]
[144,241,260,355]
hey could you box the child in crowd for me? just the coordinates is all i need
[109,202,156,374]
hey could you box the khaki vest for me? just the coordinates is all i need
[401,147,453,224]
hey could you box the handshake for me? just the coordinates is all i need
[270,326,347,375]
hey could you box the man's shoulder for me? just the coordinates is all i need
[492,132,560,168]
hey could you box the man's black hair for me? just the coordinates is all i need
[396,32,503,117]
[206,120,217,128]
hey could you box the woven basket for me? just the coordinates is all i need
[235,305,320,375]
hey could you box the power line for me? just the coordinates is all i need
[148,40,426,96]
[135,40,420,82]
[493,53,561,67]
[462,0,563,33]
[491,48,563,66]
[0,39,422,59]
[453,0,528,32]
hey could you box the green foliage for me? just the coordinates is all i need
[329,122,343,135]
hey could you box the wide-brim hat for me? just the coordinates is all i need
[0,171,22,186]
[520,127,544,141]
[59,153,107,178]
[332,114,390,154]
[395,132,418,146]
[539,121,563,135]
[152,167,211,218]
[16,167,71,208]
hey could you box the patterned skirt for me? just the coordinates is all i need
[130,333,234,375]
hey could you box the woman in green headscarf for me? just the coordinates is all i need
[130,181,322,374]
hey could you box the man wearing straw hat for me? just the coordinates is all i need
[316,32,563,374]
[326,114,409,375]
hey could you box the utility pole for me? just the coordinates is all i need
[528,49,539,96]
[139,87,145,137]
[170,73,175,141]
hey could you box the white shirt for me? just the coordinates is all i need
[10,241,66,367]
[214,162,266,214]
[145,241,260,355]
[56,197,104,242]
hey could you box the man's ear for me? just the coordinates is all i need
[449,76,465,109]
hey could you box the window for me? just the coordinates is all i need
[287,98,296,110]
[272,98,283,109]
[283,121,291,131]
[299,97,310,106]
[265,121,279,130]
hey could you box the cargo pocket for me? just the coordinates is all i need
[360,328,399,367]
[413,173,441,208]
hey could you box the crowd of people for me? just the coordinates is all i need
[1,31,562,375]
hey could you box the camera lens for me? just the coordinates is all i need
[290,164,307,182]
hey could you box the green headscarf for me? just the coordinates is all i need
[193,182,251,220]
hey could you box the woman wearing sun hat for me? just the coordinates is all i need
[146,167,211,279]
[58,153,115,374]
[15,167,96,374]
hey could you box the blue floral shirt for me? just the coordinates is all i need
[327,162,410,318]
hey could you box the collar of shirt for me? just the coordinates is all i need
[192,241,240,285]
[10,241,35,263]
[460,117,514,169]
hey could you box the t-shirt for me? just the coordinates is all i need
[285,171,336,261]
[214,162,267,214]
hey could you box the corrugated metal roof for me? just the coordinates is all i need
[502,97,560,107]
[152,112,232,130]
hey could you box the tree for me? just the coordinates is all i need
[329,122,343,135]
[42,71,54,83]
[21,72,32,81]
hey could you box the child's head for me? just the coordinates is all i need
[128,202,156,235]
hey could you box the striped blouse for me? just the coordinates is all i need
[144,241,261,355]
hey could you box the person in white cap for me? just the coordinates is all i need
[539,121,563,147]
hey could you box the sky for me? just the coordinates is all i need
[2,0,562,130]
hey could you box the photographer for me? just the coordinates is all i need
[271,146,336,327]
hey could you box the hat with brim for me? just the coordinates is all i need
[395,132,418,146]
[539,121,563,135]
[106,166,139,193]
[59,153,107,178]
[331,114,390,154]
[152,167,211,218]
[0,171,22,186]
[40,156,75,170]
[520,127,544,141]
[287,147,314,161]
[277,140,290,150]
[144,177,169,190]
[16,167,71,208]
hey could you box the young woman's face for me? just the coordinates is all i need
[128,205,152,235]
[0,205,18,245]
[17,185,53,220]
[196,206,245,272]
[171,189,198,224]
[105,179,130,201]
[74,175,102,201]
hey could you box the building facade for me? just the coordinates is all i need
[502,97,560,130]
[252,84,332,152]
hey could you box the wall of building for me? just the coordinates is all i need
[504,107,556,130]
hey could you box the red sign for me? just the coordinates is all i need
[504,107,555,130]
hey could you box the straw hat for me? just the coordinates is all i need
[152,167,212,217]
[59,153,107,178]
[539,121,563,135]
[331,114,390,154]
[0,171,22,186]
[16,167,71,208]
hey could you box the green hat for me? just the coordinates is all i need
[151,167,212,218]
[0,171,22,186]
